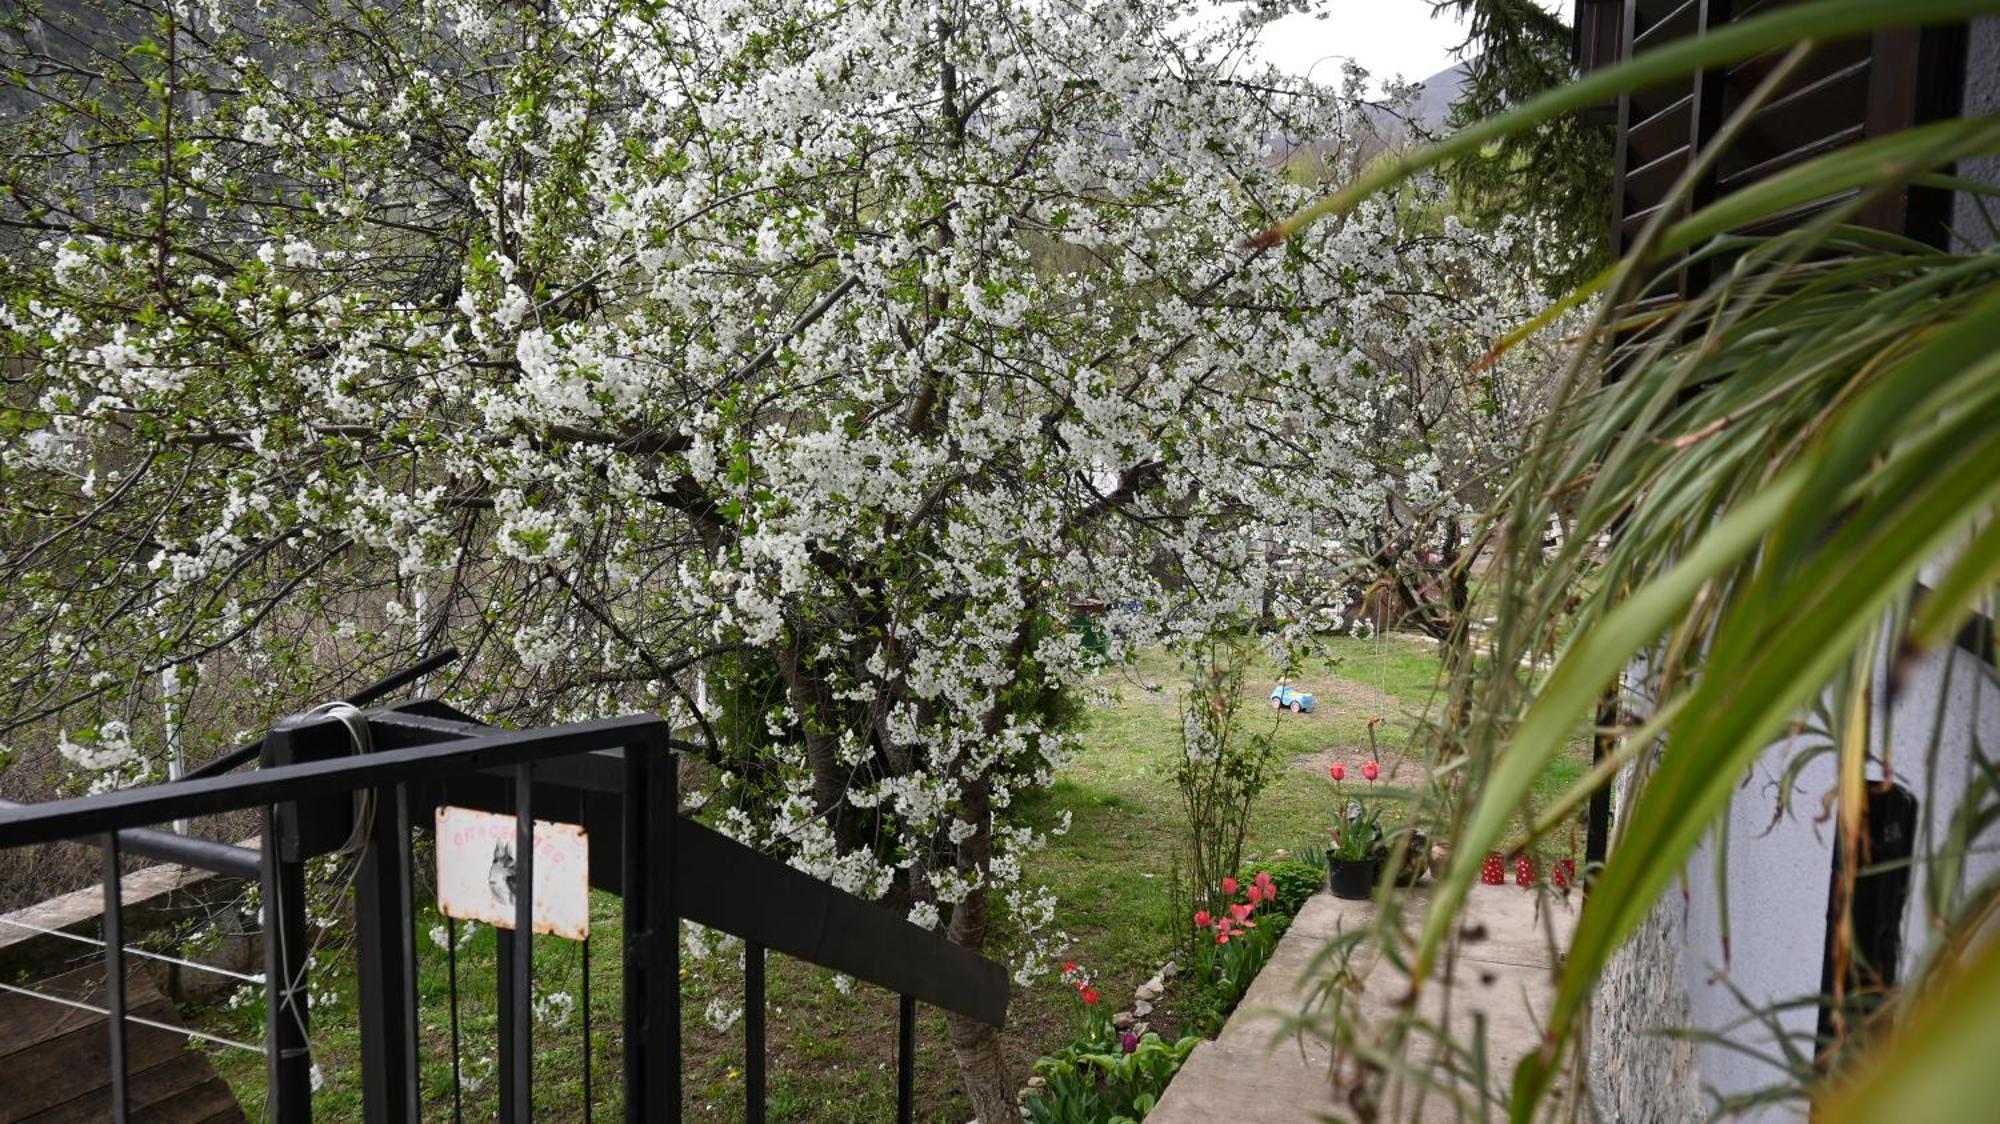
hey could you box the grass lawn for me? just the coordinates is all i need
[187,634,1584,1119]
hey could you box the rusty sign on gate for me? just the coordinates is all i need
[435,806,589,940]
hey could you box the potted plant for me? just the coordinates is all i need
[1325,761,1388,899]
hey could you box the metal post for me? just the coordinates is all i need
[745,942,766,1124]
[262,724,316,1123]
[356,781,419,1123]
[582,932,593,1123]
[512,763,535,1123]
[897,995,916,1124]
[1586,690,1619,885]
[447,917,464,1124]
[103,833,130,1123]
[496,928,518,1121]
[622,740,679,1124]
[262,805,313,1121]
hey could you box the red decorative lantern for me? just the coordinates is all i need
[1552,859,1577,889]
[1481,852,1506,885]
[1514,856,1537,886]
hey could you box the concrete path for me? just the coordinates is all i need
[1149,885,1577,1123]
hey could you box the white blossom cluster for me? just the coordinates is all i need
[0,0,1568,1021]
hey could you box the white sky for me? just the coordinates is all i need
[1250,0,1474,86]
[1235,0,1570,89]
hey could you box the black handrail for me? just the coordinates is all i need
[0,705,1009,1123]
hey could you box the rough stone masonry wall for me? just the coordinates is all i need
[1952,17,1999,254]
[1583,760,1705,1124]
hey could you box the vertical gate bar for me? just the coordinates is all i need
[102,832,129,1124]
[357,780,419,1123]
[263,803,314,1122]
[512,762,535,1122]
[447,917,464,1124]
[581,933,593,1123]
[1586,691,1618,884]
[621,738,680,1124]
[744,941,765,1124]
[897,995,916,1124]
[619,749,639,1124]
[497,928,518,1121]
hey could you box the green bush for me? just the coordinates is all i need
[1237,860,1322,917]
[1022,1032,1200,1124]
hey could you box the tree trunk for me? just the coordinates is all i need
[944,774,1015,1121]
[946,1006,1016,1124]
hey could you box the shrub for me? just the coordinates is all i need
[1024,962,1200,1122]
[1236,860,1322,918]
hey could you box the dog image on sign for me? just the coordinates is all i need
[435,806,589,940]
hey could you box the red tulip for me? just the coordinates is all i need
[1253,871,1276,900]
[1062,961,1077,974]
[1082,987,1100,1005]
[1330,763,1346,781]
[1362,761,1379,782]
[1192,910,1212,928]
[1220,876,1238,896]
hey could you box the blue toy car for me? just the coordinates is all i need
[1270,684,1315,713]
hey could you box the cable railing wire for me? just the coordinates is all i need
[0,915,265,984]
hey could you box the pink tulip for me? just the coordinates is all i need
[1253,871,1276,899]
[1220,876,1238,896]
[1228,902,1254,924]
[1362,761,1379,782]
[1246,884,1264,906]
[1193,910,1212,928]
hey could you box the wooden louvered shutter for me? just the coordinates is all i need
[1584,0,1968,298]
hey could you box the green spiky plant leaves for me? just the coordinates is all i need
[1266,0,2000,1118]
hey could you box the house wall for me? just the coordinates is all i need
[1593,636,2000,1121]
[1953,17,2000,252]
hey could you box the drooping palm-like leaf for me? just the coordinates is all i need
[1264,0,2000,1118]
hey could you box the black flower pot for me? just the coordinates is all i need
[1327,856,1381,900]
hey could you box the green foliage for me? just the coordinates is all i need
[1431,0,1613,291]
[1236,859,1322,918]
[1022,1032,1200,1124]
[1172,633,1283,921]
[1325,782,1391,863]
[1181,913,1289,1039]
[1271,1,2000,1117]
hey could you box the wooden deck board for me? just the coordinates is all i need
[0,965,245,1123]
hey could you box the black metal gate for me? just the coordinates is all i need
[0,686,1007,1122]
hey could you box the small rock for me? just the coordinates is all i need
[1133,999,1153,1018]
[1112,1010,1135,1029]
[1135,980,1162,1002]
[1130,1020,1150,1037]
[1027,1076,1045,1089]
[1160,961,1178,979]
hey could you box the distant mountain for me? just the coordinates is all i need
[1359,60,1469,145]
[1405,61,1469,134]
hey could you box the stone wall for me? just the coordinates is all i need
[1585,755,1705,1124]
[1951,16,1999,252]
